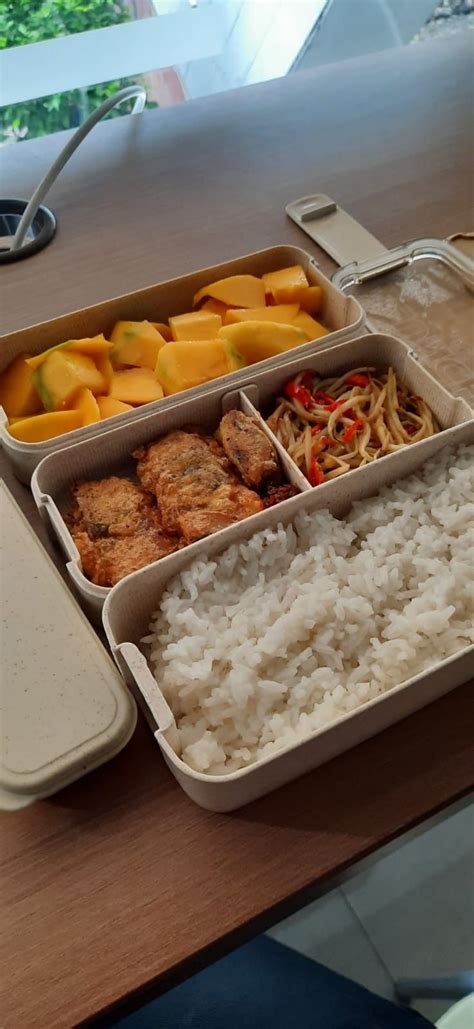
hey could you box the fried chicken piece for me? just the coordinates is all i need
[133,432,230,497]
[263,484,300,508]
[134,430,263,543]
[68,475,182,586]
[74,526,181,587]
[170,479,263,543]
[218,410,280,490]
[69,476,158,538]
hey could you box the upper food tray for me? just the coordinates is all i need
[0,244,364,482]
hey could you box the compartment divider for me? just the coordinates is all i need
[237,390,311,492]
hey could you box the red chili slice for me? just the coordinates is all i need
[345,373,370,388]
[342,417,365,443]
[313,390,334,405]
[308,458,325,486]
[284,381,312,408]
[312,433,338,449]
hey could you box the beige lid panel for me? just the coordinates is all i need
[1,482,136,797]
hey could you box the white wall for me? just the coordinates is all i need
[177,0,327,99]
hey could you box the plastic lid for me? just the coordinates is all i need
[0,481,136,808]
[330,239,474,402]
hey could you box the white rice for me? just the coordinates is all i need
[144,444,474,775]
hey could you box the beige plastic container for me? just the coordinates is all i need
[0,481,136,810]
[102,420,474,812]
[0,244,364,482]
[31,333,472,620]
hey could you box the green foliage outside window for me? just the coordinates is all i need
[0,1,156,143]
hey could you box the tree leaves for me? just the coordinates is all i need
[0,0,157,143]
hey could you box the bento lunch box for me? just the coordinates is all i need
[0,244,364,482]
[32,333,472,621]
[102,419,474,811]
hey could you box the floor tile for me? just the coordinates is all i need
[267,886,395,1001]
[267,805,473,1025]
[342,805,474,978]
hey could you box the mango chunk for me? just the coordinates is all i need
[224,304,299,326]
[218,321,307,365]
[169,310,222,341]
[96,396,134,420]
[292,311,329,340]
[8,410,83,442]
[72,388,101,426]
[298,285,323,315]
[94,351,114,389]
[33,351,106,411]
[262,265,309,304]
[63,335,112,357]
[26,335,112,371]
[201,298,230,319]
[108,368,164,405]
[110,321,166,370]
[151,322,173,341]
[193,274,265,309]
[0,353,42,418]
[156,339,244,396]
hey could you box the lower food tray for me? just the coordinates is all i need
[102,420,473,811]
[32,333,471,620]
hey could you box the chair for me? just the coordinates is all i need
[395,972,474,1029]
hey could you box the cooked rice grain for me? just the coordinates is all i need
[144,443,474,774]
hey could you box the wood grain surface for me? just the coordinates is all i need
[1,32,473,1029]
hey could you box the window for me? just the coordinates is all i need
[1,1,469,146]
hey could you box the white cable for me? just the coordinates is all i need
[11,84,146,253]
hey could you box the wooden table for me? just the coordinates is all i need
[1,33,473,1029]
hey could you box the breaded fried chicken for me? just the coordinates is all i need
[218,410,280,489]
[74,527,181,587]
[134,431,263,543]
[68,476,181,587]
[69,476,158,538]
